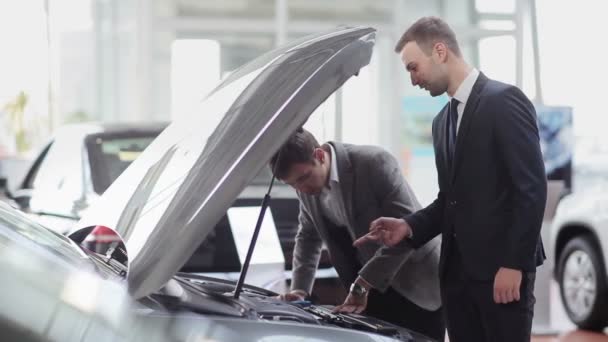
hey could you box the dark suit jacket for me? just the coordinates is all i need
[405,72,547,280]
[292,142,442,310]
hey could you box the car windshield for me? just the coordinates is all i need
[86,132,161,194]
[0,203,87,264]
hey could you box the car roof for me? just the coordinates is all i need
[55,121,170,137]
[95,121,170,133]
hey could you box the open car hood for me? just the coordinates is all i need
[76,26,376,299]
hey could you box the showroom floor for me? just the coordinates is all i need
[533,331,608,341]
[533,280,606,341]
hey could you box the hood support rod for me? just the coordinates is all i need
[233,169,276,299]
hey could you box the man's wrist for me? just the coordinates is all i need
[355,276,372,290]
[499,266,521,272]
[403,218,413,239]
[291,289,308,298]
[350,276,372,296]
[349,282,368,296]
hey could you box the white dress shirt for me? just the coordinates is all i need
[318,144,349,227]
[451,68,479,133]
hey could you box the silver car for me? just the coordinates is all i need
[0,202,237,342]
[0,121,337,297]
[6,26,436,341]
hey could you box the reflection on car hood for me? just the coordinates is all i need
[77,26,376,299]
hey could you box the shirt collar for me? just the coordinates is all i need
[452,68,479,105]
[327,143,339,187]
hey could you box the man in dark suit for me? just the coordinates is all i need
[355,17,547,342]
[271,128,445,340]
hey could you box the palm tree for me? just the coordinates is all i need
[3,91,30,154]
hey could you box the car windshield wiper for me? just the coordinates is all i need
[151,278,248,317]
[81,245,128,278]
[303,306,403,338]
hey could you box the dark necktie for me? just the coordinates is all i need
[447,98,459,165]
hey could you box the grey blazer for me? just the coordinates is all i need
[291,142,442,311]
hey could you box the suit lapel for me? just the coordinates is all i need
[438,104,450,178]
[327,142,356,238]
[450,73,489,184]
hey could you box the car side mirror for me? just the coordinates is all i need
[0,177,9,193]
[9,188,32,210]
[0,177,19,209]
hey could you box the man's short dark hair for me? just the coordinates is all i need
[394,16,461,57]
[270,128,320,180]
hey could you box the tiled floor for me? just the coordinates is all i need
[446,330,608,342]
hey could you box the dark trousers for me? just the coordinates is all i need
[442,239,536,342]
[365,287,446,341]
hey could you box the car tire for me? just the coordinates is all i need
[558,235,608,330]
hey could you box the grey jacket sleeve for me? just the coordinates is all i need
[405,115,445,247]
[358,150,420,292]
[290,201,323,294]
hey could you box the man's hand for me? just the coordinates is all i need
[276,289,307,302]
[494,267,522,304]
[332,292,368,314]
[353,217,412,247]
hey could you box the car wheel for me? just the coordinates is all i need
[558,235,608,330]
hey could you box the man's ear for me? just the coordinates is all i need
[433,42,448,62]
[313,148,325,163]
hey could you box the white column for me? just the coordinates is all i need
[334,88,343,142]
[275,0,288,47]
[530,0,543,104]
[93,0,118,122]
[515,0,525,89]
[147,0,175,121]
[134,0,152,122]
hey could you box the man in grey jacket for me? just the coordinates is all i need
[270,128,444,340]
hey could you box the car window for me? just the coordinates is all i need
[250,167,273,185]
[22,143,52,189]
[0,203,87,264]
[86,133,159,195]
[27,130,86,219]
[32,131,84,198]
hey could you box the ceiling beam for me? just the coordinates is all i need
[159,17,515,39]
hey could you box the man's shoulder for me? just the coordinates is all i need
[329,142,399,172]
[340,143,392,162]
[338,142,388,154]
[482,76,522,98]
